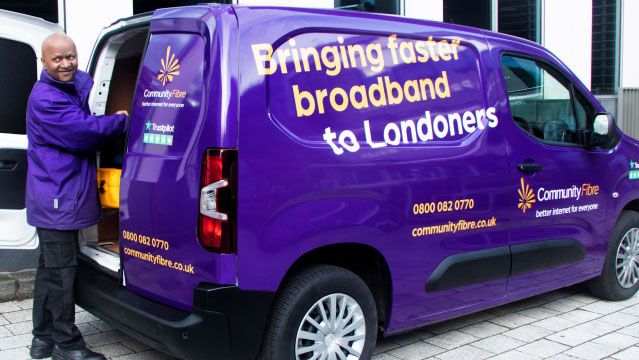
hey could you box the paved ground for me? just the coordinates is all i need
[0,285,638,360]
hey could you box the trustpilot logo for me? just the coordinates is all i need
[157,46,180,86]
[143,119,174,146]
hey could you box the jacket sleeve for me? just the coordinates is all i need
[30,92,128,153]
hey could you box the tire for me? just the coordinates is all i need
[258,265,378,360]
[589,210,639,301]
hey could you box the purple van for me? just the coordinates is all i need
[76,4,639,360]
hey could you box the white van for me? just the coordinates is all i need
[0,10,61,272]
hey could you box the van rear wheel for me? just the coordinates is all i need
[589,211,639,301]
[259,265,378,360]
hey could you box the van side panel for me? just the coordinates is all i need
[236,8,513,332]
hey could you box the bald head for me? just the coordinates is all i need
[41,33,78,83]
[42,33,75,56]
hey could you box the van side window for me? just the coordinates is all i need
[501,55,580,145]
[574,90,594,132]
[0,38,37,135]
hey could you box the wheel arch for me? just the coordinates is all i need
[276,243,393,333]
[622,199,639,213]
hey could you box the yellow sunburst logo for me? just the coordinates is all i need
[157,46,180,86]
[517,177,536,214]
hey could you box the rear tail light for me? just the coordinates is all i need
[198,149,237,253]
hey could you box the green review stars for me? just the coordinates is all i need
[143,133,173,145]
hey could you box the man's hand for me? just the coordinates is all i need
[115,110,129,116]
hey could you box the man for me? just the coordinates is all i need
[25,33,128,360]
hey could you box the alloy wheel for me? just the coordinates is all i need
[295,293,366,360]
[616,227,639,288]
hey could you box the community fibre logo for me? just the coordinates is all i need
[518,177,536,214]
[158,46,180,86]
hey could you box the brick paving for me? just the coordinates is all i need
[0,285,637,359]
[374,285,639,360]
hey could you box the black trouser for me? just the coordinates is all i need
[32,228,85,350]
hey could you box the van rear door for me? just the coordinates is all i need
[119,7,239,311]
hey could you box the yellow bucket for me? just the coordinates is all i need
[97,168,121,208]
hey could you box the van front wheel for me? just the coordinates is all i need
[259,265,378,360]
[589,211,639,300]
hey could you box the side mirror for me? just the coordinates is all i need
[588,113,616,149]
[593,114,611,136]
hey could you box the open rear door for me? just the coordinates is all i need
[120,28,213,310]
[119,6,240,311]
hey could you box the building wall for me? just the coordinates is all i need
[238,0,332,7]
[622,0,639,88]
[404,0,443,21]
[65,0,133,70]
[57,0,65,31]
[542,0,592,89]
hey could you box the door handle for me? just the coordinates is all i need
[517,163,543,173]
[0,159,17,171]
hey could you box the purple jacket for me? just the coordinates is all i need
[25,70,127,230]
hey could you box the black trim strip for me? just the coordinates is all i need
[426,247,511,292]
[510,238,586,276]
[426,239,586,292]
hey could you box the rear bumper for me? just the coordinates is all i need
[76,257,274,360]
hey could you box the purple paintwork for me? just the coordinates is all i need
[116,4,639,337]
[120,6,240,311]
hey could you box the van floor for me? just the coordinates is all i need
[95,208,120,255]
[96,240,119,254]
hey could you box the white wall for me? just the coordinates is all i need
[622,0,639,88]
[542,0,592,89]
[238,0,333,7]
[65,0,133,70]
[57,0,65,30]
[404,0,443,21]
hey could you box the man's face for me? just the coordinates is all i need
[41,36,78,83]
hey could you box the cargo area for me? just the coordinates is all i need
[79,27,148,274]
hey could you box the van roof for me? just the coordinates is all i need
[0,9,63,59]
[143,3,556,72]
[0,8,62,36]
[149,4,545,52]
